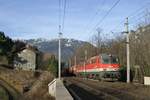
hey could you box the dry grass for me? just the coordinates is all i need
[24,72,55,100]
[0,67,37,92]
[0,86,9,100]
[0,66,55,100]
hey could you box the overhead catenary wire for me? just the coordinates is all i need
[62,0,67,33]
[128,2,150,19]
[84,0,106,32]
[110,2,150,33]
[58,0,61,33]
[110,12,149,38]
[114,10,149,35]
[129,13,150,29]
[111,11,147,33]
[88,0,121,34]
[86,1,150,41]
[58,0,67,33]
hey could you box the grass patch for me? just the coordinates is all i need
[0,86,9,100]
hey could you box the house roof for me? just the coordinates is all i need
[14,44,39,54]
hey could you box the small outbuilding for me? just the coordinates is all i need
[13,45,41,71]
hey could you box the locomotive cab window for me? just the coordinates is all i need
[101,54,110,64]
[111,57,119,64]
[101,54,119,64]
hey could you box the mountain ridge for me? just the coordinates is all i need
[24,38,91,62]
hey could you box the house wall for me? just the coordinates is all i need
[14,49,36,71]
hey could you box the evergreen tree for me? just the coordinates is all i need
[0,31,14,64]
[47,56,58,77]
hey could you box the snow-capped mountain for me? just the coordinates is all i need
[24,38,90,62]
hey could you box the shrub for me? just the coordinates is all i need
[118,66,134,82]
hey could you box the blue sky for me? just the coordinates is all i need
[0,0,150,41]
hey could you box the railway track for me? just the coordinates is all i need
[64,77,148,100]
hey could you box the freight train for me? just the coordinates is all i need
[69,54,120,80]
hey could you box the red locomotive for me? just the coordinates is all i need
[70,54,120,80]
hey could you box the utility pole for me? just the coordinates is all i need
[96,28,101,54]
[74,56,77,67]
[125,17,130,83]
[58,25,62,80]
[84,50,87,79]
[69,59,71,67]
[74,56,77,75]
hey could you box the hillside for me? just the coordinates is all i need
[24,38,91,62]
[0,66,54,100]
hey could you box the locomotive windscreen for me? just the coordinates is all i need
[101,54,119,64]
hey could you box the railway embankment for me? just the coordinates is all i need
[0,66,55,100]
[0,79,21,100]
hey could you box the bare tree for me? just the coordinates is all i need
[91,27,105,54]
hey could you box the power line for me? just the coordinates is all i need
[110,11,146,32]
[130,13,150,29]
[110,2,150,33]
[58,0,61,32]
[111,10,147,32]
[85,0,106,32]
[128,2,150,19]
[88,0,121,34]
[62,0,67,32]
[96,2,150,40]
[58,0,67,33]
